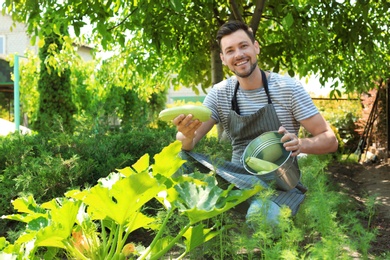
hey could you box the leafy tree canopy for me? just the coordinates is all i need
[2,0,389,95]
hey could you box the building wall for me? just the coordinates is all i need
[167,84,207,104]
[0,14,39,57]
[0,14,92,61]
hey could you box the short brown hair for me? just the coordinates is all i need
[216,20,255,48]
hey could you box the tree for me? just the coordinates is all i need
[3,0,389,95]
[34,12,77,133]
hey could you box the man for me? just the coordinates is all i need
[173,20,338,224]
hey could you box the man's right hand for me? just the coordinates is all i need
[173,114,202,140]
[174,114,216,151]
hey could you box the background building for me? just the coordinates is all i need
[0,13,93,123]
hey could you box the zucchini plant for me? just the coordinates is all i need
[0,141,260,259]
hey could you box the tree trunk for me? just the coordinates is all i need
[210,39,226,140]
[211,41,223,85]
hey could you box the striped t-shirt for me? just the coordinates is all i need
[203,72,319,136]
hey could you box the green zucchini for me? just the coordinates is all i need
[245,156,279,174]
[158,105,212,122]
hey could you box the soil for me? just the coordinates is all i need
[326,158,390,257]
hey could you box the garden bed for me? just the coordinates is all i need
[327,159,390,257]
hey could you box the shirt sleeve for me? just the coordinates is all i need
[291,80,319,121]
[203,86,221,123]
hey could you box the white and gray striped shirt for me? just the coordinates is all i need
[203,72,318,136]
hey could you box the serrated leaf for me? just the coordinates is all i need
[74,170,164,225]
[174,178,261,224]
[131,153,150,173]
[153,141,186,177]
[125,212,156,233]
[35,200,81,248]
[11,195,46,214]
[2,211,48,224]
[26,216,49,231]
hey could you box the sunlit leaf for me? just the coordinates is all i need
[152,140,185,177]
[1,212,47,224]
[75,170,164,225]
[125,212,156,233]
[0,237,8,250]
[183,224,224,252]
[11,195,43,214]
[174,179,261,224]
[131,153,150,173]
[15,232,37,245]
[35,199,81,248]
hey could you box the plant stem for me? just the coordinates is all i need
[100,220,109,257]
[149,222,191,260]
[219,213,223,259]
[102,221,115,258]
[64,240,89,260]
[138,207,175,260]
[106,224,120,260]
[115,224,124,256]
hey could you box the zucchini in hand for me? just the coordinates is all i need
[159,105,212,122]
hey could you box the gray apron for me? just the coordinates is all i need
[185,70,305,215]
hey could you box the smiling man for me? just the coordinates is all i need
[173,20,338,226]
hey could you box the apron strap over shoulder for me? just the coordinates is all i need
[231,70,272,115]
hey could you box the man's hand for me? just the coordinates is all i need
[173,114,202,140]
[278,126,301,157]
[278,114,338,156]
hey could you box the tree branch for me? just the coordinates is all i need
[229,0,243,21]
[108,7,138,31]
[250,0,267,38]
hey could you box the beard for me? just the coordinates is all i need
[233,59,258,78]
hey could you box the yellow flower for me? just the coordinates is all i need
[122,243,136,257]
[72,230,90,253]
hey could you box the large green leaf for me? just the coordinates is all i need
[125,212,156,233]
[35,199,81,248]
[174,174,261,224]
[152,140,186,178]
[2,195,47,224]
[183,223,225,252]
[10,195,46,214]
[69,170,164,225]
[118,153,150,177]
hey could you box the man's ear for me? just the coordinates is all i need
[254,41,260,55]
[220,53,226,65]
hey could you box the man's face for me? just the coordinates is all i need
[220,30,260,78]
